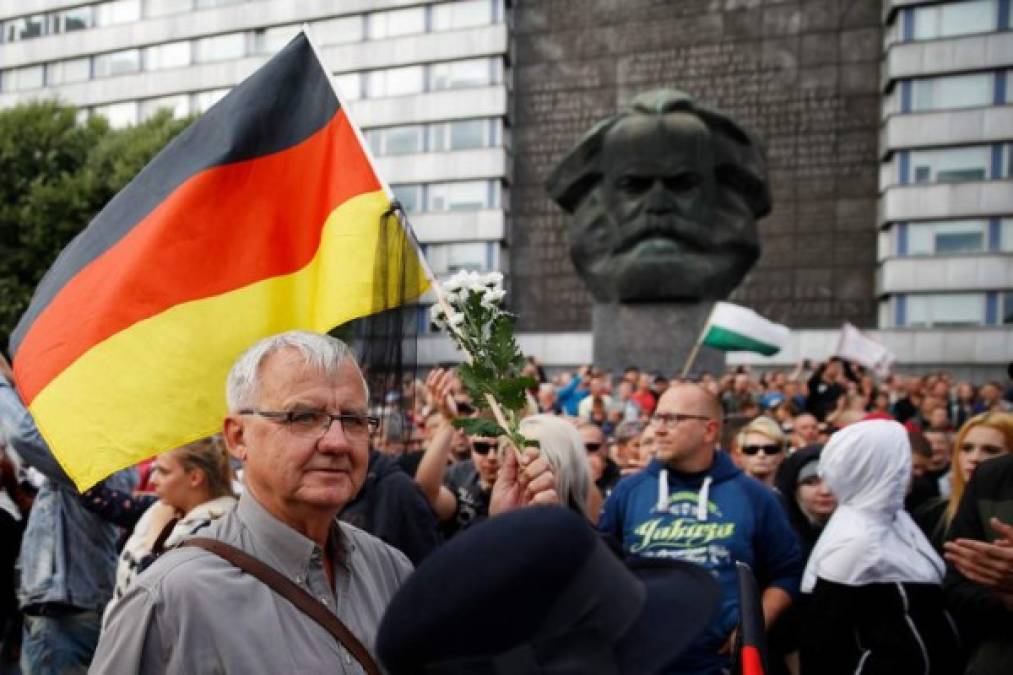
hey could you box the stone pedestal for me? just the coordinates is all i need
[592,302,725,378]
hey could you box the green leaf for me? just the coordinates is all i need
[493,376,536,410]
[452,417,504,438]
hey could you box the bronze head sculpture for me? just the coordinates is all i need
[546,89,772,303]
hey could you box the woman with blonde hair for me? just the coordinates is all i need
[915,412,1013,551]
[80,436,237,618]
[517,414,600,521]
[733,415,787,489]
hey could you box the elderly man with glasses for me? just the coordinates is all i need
[598,383,802,675]
[92,331,559,674]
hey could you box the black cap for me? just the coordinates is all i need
[376,506,721,674]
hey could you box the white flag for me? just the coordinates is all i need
[836,322,895,376]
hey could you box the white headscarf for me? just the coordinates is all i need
[801,419,944,592]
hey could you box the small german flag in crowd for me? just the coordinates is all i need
[9,32,430,490]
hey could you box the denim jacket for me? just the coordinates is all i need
[0,379,134,611]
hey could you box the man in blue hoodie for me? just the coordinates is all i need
[599,383,802,675]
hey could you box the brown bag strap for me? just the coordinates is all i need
[182,537,379,675]
[150,517,180,558]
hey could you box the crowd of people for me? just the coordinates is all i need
[0,337,1011,674]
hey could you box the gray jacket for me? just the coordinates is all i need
[0,379,133,610]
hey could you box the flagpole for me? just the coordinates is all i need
[680,303,717,379]
[302,28,518,451]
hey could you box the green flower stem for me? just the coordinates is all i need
[433,290,524,462]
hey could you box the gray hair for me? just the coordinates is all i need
[519,414,591,517]
[615,421,644,445]
[225,331,367,412]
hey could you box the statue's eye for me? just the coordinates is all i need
[614,175,651,194]
[664,173,702,192]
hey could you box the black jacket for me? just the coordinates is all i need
[340,450,440,566]
[943,454,1013,675]
[800,579,961,675]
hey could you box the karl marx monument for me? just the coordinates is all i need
[546,89,772,375]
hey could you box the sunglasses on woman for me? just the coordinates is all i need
[740,443,783,456]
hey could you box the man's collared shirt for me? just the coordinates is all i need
[89,492,413,674]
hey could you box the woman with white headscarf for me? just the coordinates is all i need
[799,419,962,675]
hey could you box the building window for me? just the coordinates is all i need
[95,0,142,27]
[253,25,299,55]
[367,65,425,98]
[429,58,499,91]
[140,94,190,120]
[312,16,364,45]
[431,0,496,30]
[144,41,192,71]
[1,65,45,91]
[367,126,425,156]
[905,293,986,327]
[333,72,363,101]
[428,118,496,151]
[1002,218,1013,251]
[46,58,91,86]
[94,101,139,129]
[22,15,45,39]
[368,6,426,40]
[144,0,194,18]
[427,180,495,211]
[426,242,490,276]
[906,220,989,255]
[911,0,997,40]
[391,184,423,212]
[1004,292,1013,324]
[910,146,990,183]
[56,6,94,32]
[195,0,244,8]
[194,88,229,112]
[911,72,993,111]
[94,49,142,78]
[195,33,247,63]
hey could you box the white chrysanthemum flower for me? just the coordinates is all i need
[468,282,488,295]
[429,304,446,324]
[482,289,506,307]
[442,272,466,293]
[482,271,504,287]
[448,313,466,328]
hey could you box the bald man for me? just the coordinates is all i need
[598,384,802,675]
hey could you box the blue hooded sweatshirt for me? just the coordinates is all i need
[598,451,802,675]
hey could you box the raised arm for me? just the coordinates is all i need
[413,368,458,521]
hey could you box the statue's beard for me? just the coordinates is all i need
[570,207,759,303]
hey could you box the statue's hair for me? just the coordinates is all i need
[546,89,771,218]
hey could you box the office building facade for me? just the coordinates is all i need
[0,0,1009,378]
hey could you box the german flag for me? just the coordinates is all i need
[9,32,430,490]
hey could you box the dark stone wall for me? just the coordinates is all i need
[509,0,882,331]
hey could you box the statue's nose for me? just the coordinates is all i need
[644,180,676,214]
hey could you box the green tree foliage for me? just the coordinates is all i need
[0,101,192,349]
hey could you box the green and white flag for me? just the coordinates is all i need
[701,301,789,356]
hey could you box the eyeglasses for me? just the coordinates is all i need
[239,409,379,439]
[650,412,712,428]
[471,441,497,455]
[584,442,602,452]
[740,443,783,456]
